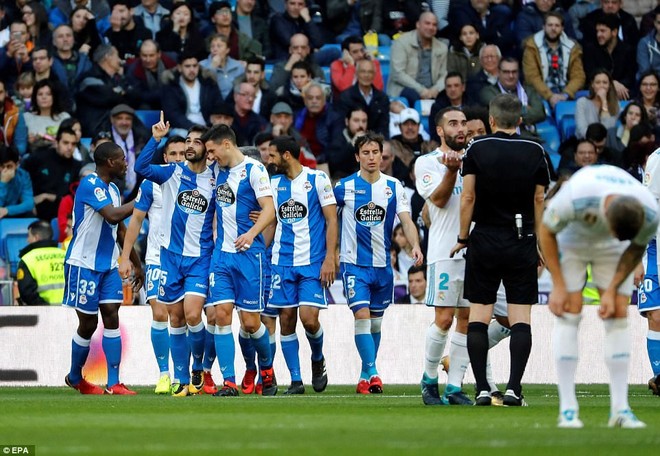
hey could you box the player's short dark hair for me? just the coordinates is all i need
[56,126,77,142]
[607,195,645,241]
[585,122,607,142]
[445,71,464,84]
[187,125,208,137]
[463,106,490,132]
[270,135,300,159]
[0,145,19,164]
[254,132,273,146]
[434,106,463,128]
[407,264,426,279]
[28,219,53,241]
[341,35,363,51]
[164,135,185,151]
[489,93,521,129]
[201,124,237,146]
[596,13,620,31]
[94,141,123,166]
[354,131,384,155]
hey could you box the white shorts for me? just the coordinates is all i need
[425,259,469,308]
[494,284,508,317]
[560,242,634,296]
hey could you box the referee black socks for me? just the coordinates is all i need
[467,322,490,394]
[507,323,532,397]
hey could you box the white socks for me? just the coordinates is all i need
[424,323,448,379]
[553,313,581,414]
[447,332,470,388]
[604,317,631,415]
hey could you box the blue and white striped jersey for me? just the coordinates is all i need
[215,157,272,253]
[65,173,121,272]
[134,179,163,266]
[271,167,336,266]
[334,171,410,268]
[135,138,216,257]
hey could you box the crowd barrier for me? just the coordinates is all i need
[0,304,652,387]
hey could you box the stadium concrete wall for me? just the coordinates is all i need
[0,305,652,387]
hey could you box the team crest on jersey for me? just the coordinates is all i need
[159,286,165,297]
[216,183,236,207]
[79,295,87,305]
[278,199,308,224]
[147,280,154,291]
[384,186,393,198]
[303,181,312,192]
[94,187,107,202]
[210,177,215,187]
[240,168,247,180]
[582,208,598,225]
[640,292,647,303]
[355,201,386,226]
[177,189,209,214]
[348,288,356,298]
[436,291,445,302]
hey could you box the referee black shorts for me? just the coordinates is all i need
[464,225,538,305]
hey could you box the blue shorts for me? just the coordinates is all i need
[63,265,123,314]
[340,263,393,316]
[261,262,280,317]
[638,274,660,316]
[159,248,210,304]
[145,264,161,302]
[208,249,264,312]
[269,263,327,309]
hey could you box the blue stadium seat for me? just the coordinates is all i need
[377,46,391,61]
[574,90,589,99]
[265,63,274,82]
[535,120,561,167]
[0,218,38,253]
[135,110,160,128]
[619,100,630,112]
[554,101,576,140]
[5,233,28,277]
[560,117,576,140]
[380,61,389,87]
[322,66,331,83]
[80,137,92,149]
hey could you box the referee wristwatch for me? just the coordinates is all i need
[457,235,469,244]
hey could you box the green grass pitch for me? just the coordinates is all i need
[1,384,659,455]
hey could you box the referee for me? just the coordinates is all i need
[450,93,550,406]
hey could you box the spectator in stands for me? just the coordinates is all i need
[20,1,50,48]
[0,21,33,94]
[22,126,81,220]
[466,44,501,104]
[69,6,102,54]
[380,139,410,189]
[133,0,170,40]
[233,0,270,59]
[59,117,89,163]
[109,104,148,194]
[232,81,268,146]
[104,1,151,60]
[327,107,366,179]
[269,33,325,93]
[234,57,277,118]
[480,57,546,133]
[17,220,66,306]
[325,0,381,44]
[580,0,639,47]
[464,106,490,141]
[276,60,318,114]
[266,101,303,141]
[583,14,636,100]
[575,69,620,139]
[0,144,33,218]
[294,81,341,166]
[330,35,384,97]
[50,0,111,36]
[76,44,133,137]
[447,24,484,83]
[387,12,448,106]
[641,2,660,37]
[637,70,660,135]
[557,137,598,177]
[253,131,273,164]
[30,46,73,112]
[125,39,176,111]
[200,33,244,100]
[13,71,34,113]
[624,138,656,181]
[448,0,515,56]
[400,264,427,304]
[515,0,576,47]
[269,0,324,63]
[637,8,660,78]
[24,80,70,154]
[0,80,27,156]
[568,0,599,42]
[336,59,389,138]
[391,107,425,162]
[161,52,220,134]
[381,0,425,39]
[51,25,93,97]
[155,2,205,61]
[429,72,475,143]
[605,101,648,161]
[588,121,619,165]
[209,1,262,63]
[209,100,234,126]
[522,11,586,108]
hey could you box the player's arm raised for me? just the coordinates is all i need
[135,111,171,184]
[426,152,461,208]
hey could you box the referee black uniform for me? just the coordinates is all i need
[459,93,550,405]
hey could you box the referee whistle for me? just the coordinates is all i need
[515,214,523,240]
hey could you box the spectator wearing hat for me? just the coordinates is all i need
[0,144,34,219]
[125,39,177,111]
[209,101,235,127]
[76,44,134,136]
[231,81,268,146]
[109,104,149,194]
[266,101,306,145]
[209,1,263,63]
[391,108,425,160]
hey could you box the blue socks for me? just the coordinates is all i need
[150,321,169,374]
[187,321,205,372]
[648,330,660,376]
[215,325,236,384]
[354,319,377,379]
[203,324,216,371]
[69,333,91,385]
[170,326,190,384]
[281,333,302,382]
[306,327,324,362]
[102,328,122,387]
[251,323,273,369]
[371,317,382,360]
[238,328,257,371]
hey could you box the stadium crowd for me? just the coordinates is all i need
[1,0,660,429]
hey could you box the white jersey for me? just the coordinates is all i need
[544,165,659,248]
[134,180,163,266]
[334,171,410,268]
[414,148,462,263]
[271,167,336,267]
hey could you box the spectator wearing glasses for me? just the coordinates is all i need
[231,81,267,146]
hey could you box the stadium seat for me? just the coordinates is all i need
[554,101,576,140]
[322,66,331,83]
[80,137,92,150]
[377,46,391,61]
[265,63,274,82]
[0,218,38,253]
[4,233,28,277]
[414,100,432,133]
[390,96,408,108]
[380,61,389,87]
[574,90,589,99]
[535,120,561,168]
[619,100,630,112]
[135,110,160,128]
